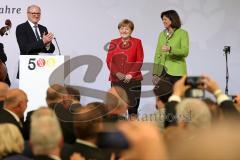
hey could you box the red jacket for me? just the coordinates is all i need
[106,37,144,82]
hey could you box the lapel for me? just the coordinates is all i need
[25,21,38,41]
[25,21,46,41]
[38,25,46,37]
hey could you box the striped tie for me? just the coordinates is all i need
[34,25,41,41]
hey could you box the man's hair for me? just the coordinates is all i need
[30,108,62,155]
[176,98,212,129]
[65,85,81,101]
[27,5,41,12]
[74,102,105,140]
[0,124,24,159]
[46,84,67,103]
[4,89,27,108]
[161,10,181,29]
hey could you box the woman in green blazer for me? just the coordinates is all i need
[153,10,189,85]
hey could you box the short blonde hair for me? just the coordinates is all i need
[177,98,212,129]
[118,19,134,31]
[0,124,24,158]
[30,108,62,155]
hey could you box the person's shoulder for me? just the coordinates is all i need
[131,37,142,41]
[16,21,28,27]
[131,37,143,44]
[16,21,29,31]
[176,28,188,34]
[38,24,47,29]
[111,37,121,42]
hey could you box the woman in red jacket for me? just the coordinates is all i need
[106,19,144,117]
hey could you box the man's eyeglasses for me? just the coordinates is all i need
[28,12,41,16]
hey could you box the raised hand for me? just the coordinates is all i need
[42,32,54,45]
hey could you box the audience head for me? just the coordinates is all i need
[27,5,41,24]
[0,124,24,159]
[172,123,240,159]
[105,86,129,116]
[30,107,63,155]
[203,98,222,122]
[0,82,9,101]
[153,81,172,109]
[176,98,212,130]
[65,85,81,103]
[74,102,105,141]
[161,10,181,29]
[4,88,28,118]
[46,84,68,106]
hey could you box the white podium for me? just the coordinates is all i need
[19,55,70,113]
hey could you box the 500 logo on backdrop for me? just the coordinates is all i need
[28,57,56,70]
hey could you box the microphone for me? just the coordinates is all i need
[53,37,61,55]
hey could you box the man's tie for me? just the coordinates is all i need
[34,25,41,41]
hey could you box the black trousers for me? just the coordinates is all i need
[111,80,141,115]
[159,68,182,85]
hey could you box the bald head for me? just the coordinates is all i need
[4,89,28,113]
[0,82,9,100]
[27,5,41,13]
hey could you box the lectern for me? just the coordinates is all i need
[19,55,70,112]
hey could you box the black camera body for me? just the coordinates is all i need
[185,76,205,98]
[223,46,231,53]
[185,76,202,88]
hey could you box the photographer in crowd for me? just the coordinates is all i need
[164,75,239,128]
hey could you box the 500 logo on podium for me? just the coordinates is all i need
[28,57,56,70]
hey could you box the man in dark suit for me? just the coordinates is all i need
[15,5,55,78]
[30,108,76,160]
[73,103,109,160]
[16,5,55,55]
[0,88,28,137]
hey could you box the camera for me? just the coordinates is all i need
[185,76,203,88]
[97,131,129,150]
[185,76,205,98]
[223,46,231,53]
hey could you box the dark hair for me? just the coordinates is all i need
[153,79,173,104]
[118,19,134,31]
[161,10,181,29]
[46,84,67,101]
[73,102,106,140]
[65,85,81,101]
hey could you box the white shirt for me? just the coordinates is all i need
[49,155,61,160]
[28,20,41,40]
[76,139,98,148]
[28,20,51,50]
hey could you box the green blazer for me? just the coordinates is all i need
[153,28,189,76]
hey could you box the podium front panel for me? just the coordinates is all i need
[19,55,69,113]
